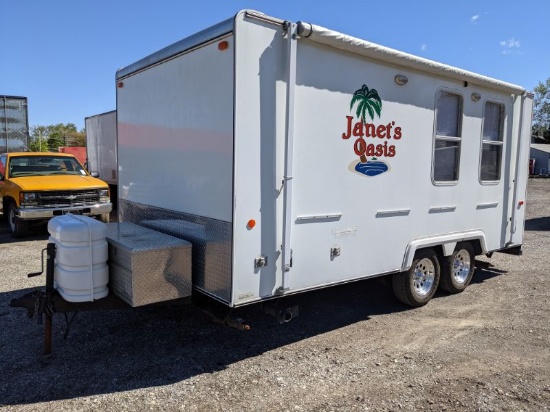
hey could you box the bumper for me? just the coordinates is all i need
[17,203,112,220]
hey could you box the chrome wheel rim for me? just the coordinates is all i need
[413,258,435,297]
[452,250,471,284]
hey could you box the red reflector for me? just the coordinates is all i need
[117,81,124,88]
[518,201,524,207]
[218,40,229,51]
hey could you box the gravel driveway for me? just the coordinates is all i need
[1,180,549,411]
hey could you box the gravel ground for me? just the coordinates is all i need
[1,180,550,411]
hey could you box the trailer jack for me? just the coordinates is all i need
[10,242,129,355]
[7,243,59,354]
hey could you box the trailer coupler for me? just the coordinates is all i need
[9,290,53,323]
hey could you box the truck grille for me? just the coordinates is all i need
[37,190,100,207]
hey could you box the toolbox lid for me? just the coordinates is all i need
[106,222,191,252]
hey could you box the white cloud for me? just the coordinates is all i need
[470,12,489,24]
[500,37,521,54]
[421,44,428,52]
[500,38,521,48]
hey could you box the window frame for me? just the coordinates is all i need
[479,100,505,184]
[431,89,464,186]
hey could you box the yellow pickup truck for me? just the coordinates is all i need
[0,152,112,237]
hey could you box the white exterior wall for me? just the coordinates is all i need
[232,13,287,303]
[116,36,235,222]
[85,111,117,185]
[509,95,533,246]
[230,13,527,305]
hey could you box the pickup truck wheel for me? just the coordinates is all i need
[98,213,110,223]
[7,201,29,238]
[393,248,440,307]
[440,242,475,293]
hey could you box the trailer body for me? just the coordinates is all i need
[114,11,532,308]
[0,95,29,152]
[85,110,117,185]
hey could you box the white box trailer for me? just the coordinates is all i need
[85,110,117,186]
[114,10,533,310]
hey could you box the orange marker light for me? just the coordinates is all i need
[218,40,229,51]
[247,219,256,229]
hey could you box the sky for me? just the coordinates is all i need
[2,0,549,131]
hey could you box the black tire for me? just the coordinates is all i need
[439,242,475,294]
[7,201,29,238]
[393,248,440,307]
[1,201,8,222]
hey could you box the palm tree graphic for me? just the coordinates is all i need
[350,84,382,162]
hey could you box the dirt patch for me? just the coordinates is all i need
[1,180,549,411]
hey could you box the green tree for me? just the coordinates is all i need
[29,125,49,151]
[532,78,550,142]
[350,84,382,124]
[29,123,86,151]
[350,84,382,162]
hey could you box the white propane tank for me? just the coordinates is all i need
[48,214,109,302]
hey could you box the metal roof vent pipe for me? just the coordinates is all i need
[297,21,313,37]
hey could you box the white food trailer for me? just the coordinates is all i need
[111,10,532,311]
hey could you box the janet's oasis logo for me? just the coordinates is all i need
[341,84,403,177]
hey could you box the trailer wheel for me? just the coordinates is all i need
[7,201,29,238]
[393,248,440,307]
[439,242,475,294]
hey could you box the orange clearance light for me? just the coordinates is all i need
[117,81,124,88]
[218,40,229,51]
[247,219,256,229]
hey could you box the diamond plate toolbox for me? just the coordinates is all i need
[106,222,192,306]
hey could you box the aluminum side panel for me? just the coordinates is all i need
[117,35,235,223]
[116,202,232,303]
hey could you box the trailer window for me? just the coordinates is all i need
[433,91,462,183]
[480,102,504,182]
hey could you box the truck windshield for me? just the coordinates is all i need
[8,156,88,177]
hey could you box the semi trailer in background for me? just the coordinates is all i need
[0,95,29,152]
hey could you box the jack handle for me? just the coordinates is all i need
[28,248,48,278]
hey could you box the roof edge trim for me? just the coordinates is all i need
[297,22,525,95]
[116,17,234,79]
